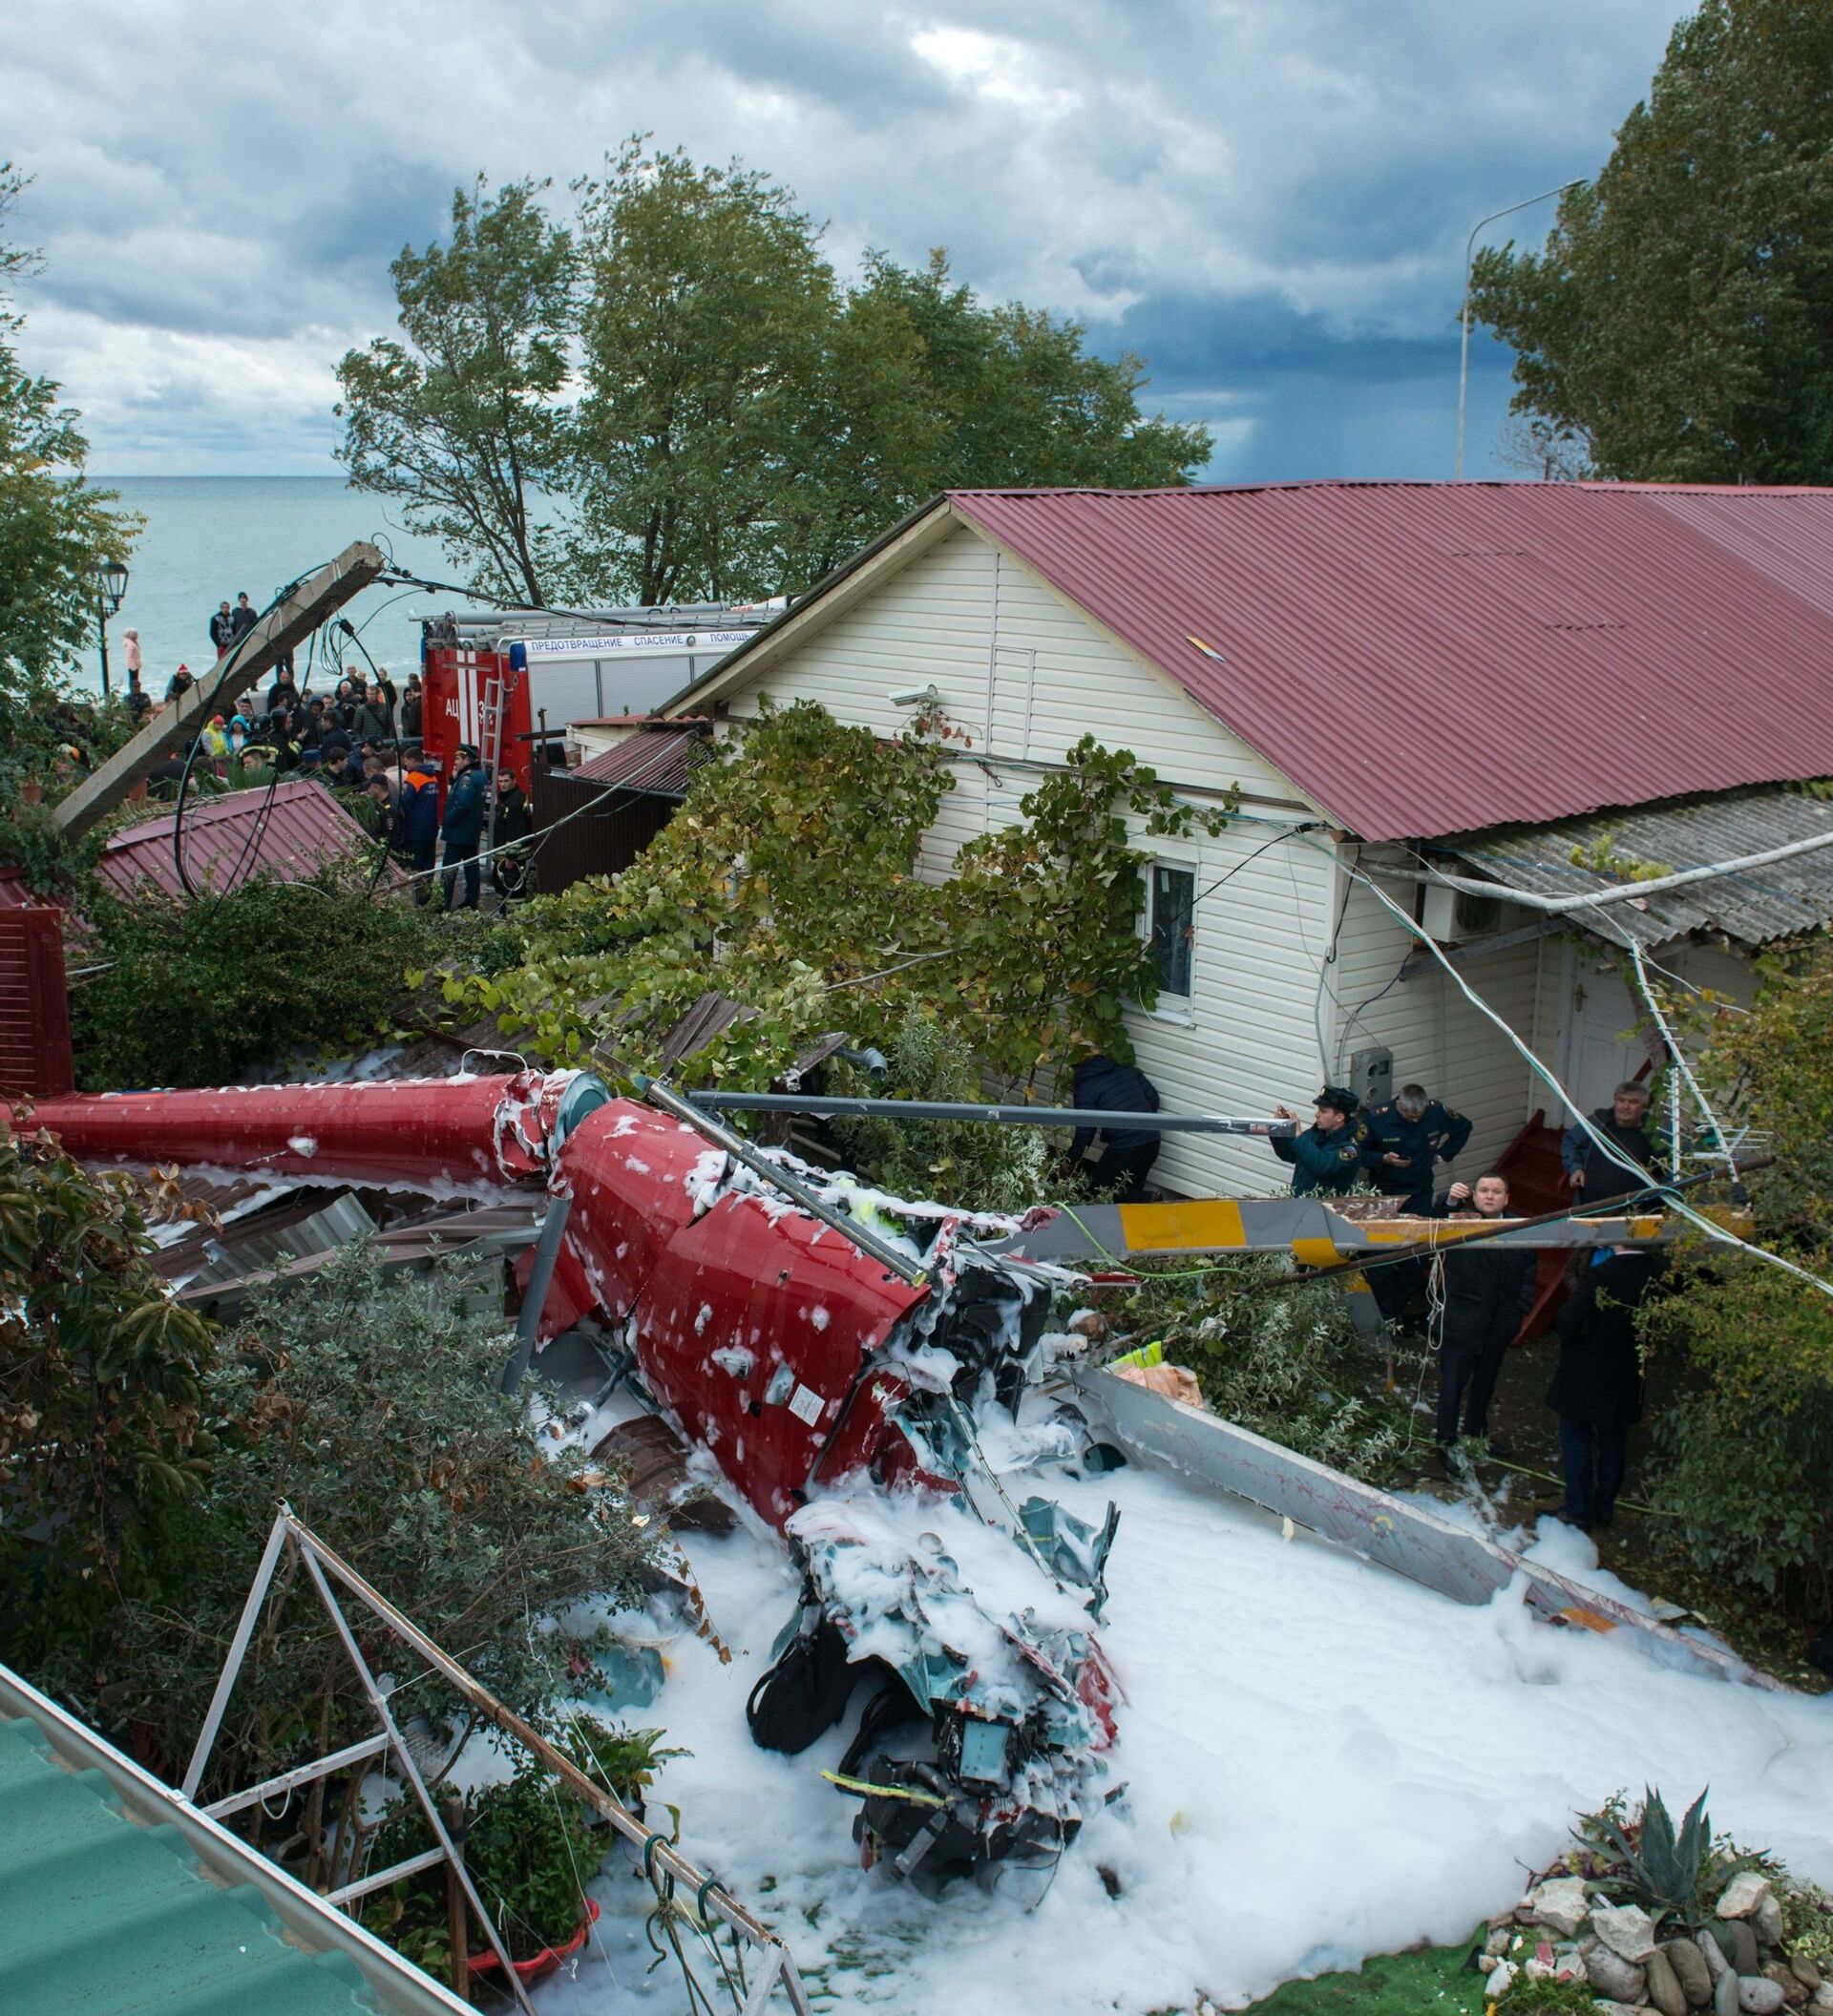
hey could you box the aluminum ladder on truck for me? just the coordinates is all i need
[475,664,518,866]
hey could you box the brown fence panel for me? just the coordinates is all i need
[527,767,681,898]
[0,907,74,1099]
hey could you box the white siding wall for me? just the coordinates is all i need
[715,523,1334,1197]
[1131,821,1336,1196]
[1325,857,1546,1175]
[725,525,1302,808]
[985,551,1301,801]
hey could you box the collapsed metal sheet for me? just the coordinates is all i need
[1073,1367,1784,1690]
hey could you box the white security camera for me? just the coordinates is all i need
[887,683,941,707]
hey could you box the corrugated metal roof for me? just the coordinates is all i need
[156,1190,378,1290]
[146,1171,305,1253]
[0,779,378,910]
[0,1663,467,2016]
[947,482,1833,842]
[1435,785,1833,948]
[574,726,712,798]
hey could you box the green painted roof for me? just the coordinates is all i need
[0,1686,460,2016]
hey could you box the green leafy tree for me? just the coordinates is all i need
[790,250,1213,582]
[338,147,1212,609]
[941,734,1235,1080]
[0,163,139,798]
[828,1009,1059,1212]
[0,1127,218,1670]
[1468,0,1833,481]
[440,705,1233,1159]
[336,177,577,604]
[1634,934,1833,1636]
[570,141,839,605]
[69,859,462,1092]
[98,1246,659,1879]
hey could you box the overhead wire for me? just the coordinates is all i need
[171,562,331,899]
[377,567,737,632]
[1329,843,1833,1303]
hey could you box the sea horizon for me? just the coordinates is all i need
[77,473,489,704]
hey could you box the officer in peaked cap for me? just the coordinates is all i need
[1268,1085,1368,1196]
[1358,1081,1473,1325]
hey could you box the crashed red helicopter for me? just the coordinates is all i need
[26,1065,1734,1878]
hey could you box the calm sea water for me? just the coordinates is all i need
[81,476,493,703]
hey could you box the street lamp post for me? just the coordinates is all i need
[93,559,130,699]
[1456,179,1585,479]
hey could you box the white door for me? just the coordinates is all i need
[1563,957,1650,1109]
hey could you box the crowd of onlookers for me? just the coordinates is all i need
[61,597,539,913]
[132,653,534,913]
[1074,1061,1670,1536]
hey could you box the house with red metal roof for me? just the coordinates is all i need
[664,483,1833,1199]
[0,778,384,915]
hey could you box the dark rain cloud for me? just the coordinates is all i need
[5,0,1679,474]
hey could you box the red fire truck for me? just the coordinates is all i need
[418,604,775,788]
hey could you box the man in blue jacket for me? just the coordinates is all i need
[1359,1082,1471,1215]
[1269,1087,1367,1195]
[397,747,442,880]
[1359,1082,1473,1321]
[1066,1052,1162,1201]
[1562,1081,1662,1205]
[440,744,487,913]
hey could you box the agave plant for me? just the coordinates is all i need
[1595,1787,1718,1928]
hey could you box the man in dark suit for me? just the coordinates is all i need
[1430,1172,1537,1462]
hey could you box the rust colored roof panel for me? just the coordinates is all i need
[0,778,378,910]
[574,726,712,797]
[948,482,1833,841]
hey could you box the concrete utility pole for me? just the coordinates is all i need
[53,541,387,840]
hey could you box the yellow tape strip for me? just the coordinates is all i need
[1556,1606,1618,1636]
[820,1769,947,1808]
[1116,1198,1248,1251]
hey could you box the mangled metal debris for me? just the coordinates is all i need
[26,1064,1765,1881]
[32,1069,1122,1876]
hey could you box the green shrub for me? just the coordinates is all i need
[1583,1787,1726,1930]
[559,1717,685,1817]
[361,1755,606,1968]
[1120,1259,1431,1487]
[0,1132,218,1673]
[63,1246,659,1885]
[1642,1378,1833,1620]
[69,860,451,1089]
[1629,934,1833,1644]
[828,1008,1058,1212]
[359,1725,684,1972]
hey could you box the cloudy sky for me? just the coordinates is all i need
[7,0,1680,481]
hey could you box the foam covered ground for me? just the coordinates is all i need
[547,1464,1833,2015]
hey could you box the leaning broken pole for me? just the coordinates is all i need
[53,540,386,838]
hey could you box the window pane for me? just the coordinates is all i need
[1151,866,1194,997]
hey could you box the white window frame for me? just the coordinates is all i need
[1142,857,1198,1023]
